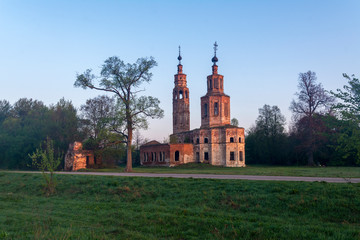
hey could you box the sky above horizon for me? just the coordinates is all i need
[1,0,359,142]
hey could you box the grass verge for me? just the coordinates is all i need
[0,172,359,239]
[86,163,360,178]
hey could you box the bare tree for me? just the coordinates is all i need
[289,71,335,165]
[74,56,164,172]
[133,129,148,150]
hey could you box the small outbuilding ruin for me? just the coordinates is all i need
[64,141,100,171]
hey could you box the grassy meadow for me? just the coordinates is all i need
[0,172,359,239]
[89,163,360,178]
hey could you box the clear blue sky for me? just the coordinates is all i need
[1,0,359,141]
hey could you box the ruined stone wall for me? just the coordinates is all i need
[140,143,170,166]
[169,143,194,166]
[64,142,95,171]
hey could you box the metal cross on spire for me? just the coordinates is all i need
[177,45,182,64]
[213,41,218,56]
[212,41,219,65]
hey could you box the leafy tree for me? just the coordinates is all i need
[289,71,335,165]
[0,100,11,123]
[74,56,164,172]
[231,118,239,127]
[330,74,360,165]
[49,98,82,155]
[80,95,115,141]
[246,105,288,165]
[29,137,62,196]
[0,98,83,170]
[0,98,50,169]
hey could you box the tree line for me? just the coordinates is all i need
[0,55,358,169]
[0,56,163,171]
[246,72,360,166]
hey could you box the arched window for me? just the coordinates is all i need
[196,138,199,144]
[204,138,209,143]
[204,103,208,117]
[230,137,234,143]
[185,91,188,98]
[159,152,162,161]
[239,137,241,143]
[175,151,180,161]
[179,90,183,99]
[174,90,177,100]
[214,102,219,116]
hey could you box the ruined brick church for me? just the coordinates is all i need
[140,43,245,167]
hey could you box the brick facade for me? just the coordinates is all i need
[140,43,245,167]
[64,142,101,171]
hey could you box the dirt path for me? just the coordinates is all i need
[7,171,360,183]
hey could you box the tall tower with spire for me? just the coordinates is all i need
[173,46,190,134]
[201,42,231,128]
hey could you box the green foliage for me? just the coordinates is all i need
[74,56,164,172]
[0,98,81,170]
[246,105,288,165]
[0,172,359,239]
[330,74,360,165]
[28,138,62,196]
[231,117,239,127]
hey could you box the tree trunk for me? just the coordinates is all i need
[125,123,133,172]
[307,116,315,166]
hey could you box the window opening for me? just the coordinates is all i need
[204,138,209,143]
[196,138,199,144]
[230,137,234,143]
[230,152,235,161]
[179,90,183,99]
[214,102,219,116]
[239,137,241,143]
[175,151,180,161]
[204,103,208,117]
[204,152,209,161]
[240,151,243,161]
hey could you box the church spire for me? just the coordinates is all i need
[178,45,182,64]
[177,45,183,74]
[211,42,218,74]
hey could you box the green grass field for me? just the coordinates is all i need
[89,163,360,178]
[0,172,359,239]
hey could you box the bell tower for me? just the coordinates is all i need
[173,46,190,134]
[201,42,231,128]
